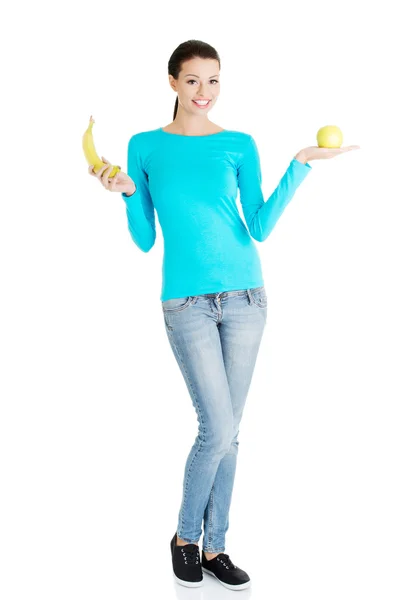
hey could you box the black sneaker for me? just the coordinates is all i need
[201,550,251,590]
[170,532,203,587]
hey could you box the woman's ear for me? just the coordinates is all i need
[168,74,177,93]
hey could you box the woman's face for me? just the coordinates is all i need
[169,57,220,114]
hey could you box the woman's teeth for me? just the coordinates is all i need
[193,100,210,107]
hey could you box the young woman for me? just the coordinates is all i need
[89,39,359,590]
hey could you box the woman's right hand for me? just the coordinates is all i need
[88,156,136,195]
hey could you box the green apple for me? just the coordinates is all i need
[316,125,343,148]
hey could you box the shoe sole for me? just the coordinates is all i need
[172,573,203,587]
[171,535,204,587]
[202,566,251,590]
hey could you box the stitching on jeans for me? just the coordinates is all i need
[163,312,173,331]
[163,298,197,330]
[250,287,267,309]
[208,482,214,550]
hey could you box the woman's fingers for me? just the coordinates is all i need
[97,164,108,178]
[338,146,360,154]
[102,164,113,185]
[110,172,118,190]
[88,161,120,189]
[96,164,107,176]
[89,164,104,176]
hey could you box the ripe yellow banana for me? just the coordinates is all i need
[82,115,121,178]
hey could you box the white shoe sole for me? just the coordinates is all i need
[202,567,251,590]
[173,572,203,587]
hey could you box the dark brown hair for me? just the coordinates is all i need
[167,40,221,120]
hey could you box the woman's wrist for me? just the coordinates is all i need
[124,184,135,197]
[294,150,308,164]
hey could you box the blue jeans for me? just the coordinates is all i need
[161,286,267,552]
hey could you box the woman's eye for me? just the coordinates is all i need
[187,79,219,84]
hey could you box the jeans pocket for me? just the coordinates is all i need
[161,296,195,313]
[251,286,268,309]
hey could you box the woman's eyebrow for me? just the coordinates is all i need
[184,74,219,78]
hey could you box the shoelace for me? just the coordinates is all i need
[180,546,200,565]
[216,553,236,569]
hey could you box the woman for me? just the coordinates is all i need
[89,39,359,590]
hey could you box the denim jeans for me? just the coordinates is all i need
[161,286,267,553]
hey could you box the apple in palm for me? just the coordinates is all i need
[316,125,343,148]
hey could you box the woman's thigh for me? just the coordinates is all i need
[218,287,267,428]
[161,295,233,451]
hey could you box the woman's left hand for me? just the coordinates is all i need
[297,145,361,163]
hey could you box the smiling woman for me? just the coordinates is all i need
[119,38,312,592]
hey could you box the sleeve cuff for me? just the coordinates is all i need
[293,157,312,169]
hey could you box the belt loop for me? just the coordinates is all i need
[246,288,253,304]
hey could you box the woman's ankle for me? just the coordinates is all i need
[176,534,198,546]
[204,551,221,559]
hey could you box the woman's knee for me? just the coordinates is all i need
[202,423,233,454]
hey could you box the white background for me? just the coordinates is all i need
[1,0,399,598]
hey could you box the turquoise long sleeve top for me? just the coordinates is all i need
[121,127,312,301]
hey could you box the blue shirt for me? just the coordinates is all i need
[121,127,312,301]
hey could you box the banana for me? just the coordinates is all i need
[82,115,121,178]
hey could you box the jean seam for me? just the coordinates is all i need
[207,482,214,550]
